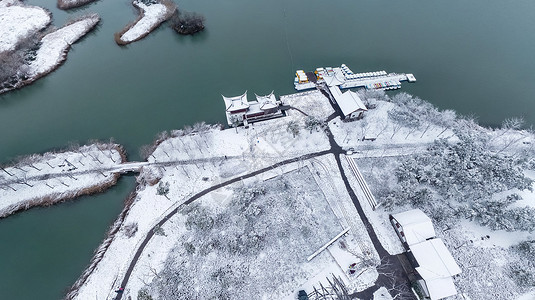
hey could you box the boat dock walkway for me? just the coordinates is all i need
[294,64,416,91]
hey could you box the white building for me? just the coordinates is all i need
[327,85,368,119]
[222,91,285,127]
[390,209,436,247]
[410,238,462,300]
[390,209,462,300]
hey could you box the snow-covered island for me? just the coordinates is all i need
[62,88,535,300]
[0,143,126,218]
[57,0,99,10]
[115,0,176,45]
[0,0,100,94]
[29,14,100,79]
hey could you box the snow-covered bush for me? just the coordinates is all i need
[137,166,162,186]
[137,288,154,300]
[508,261,535,288]
[286,120,301,137]
[513,240,535,259]
[184,204,214,232]
[123,222,138,238]
[304,116,324,133]
[387,131,533,229]
[156,181,170,197]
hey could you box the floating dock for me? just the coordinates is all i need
[294,64,416,91]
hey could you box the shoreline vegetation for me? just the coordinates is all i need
[64,189,138,300]
[0,143,126,219]
[0,0,201,96]
[0,0,100,95]
[57,0,99,10]
[114,0,176,46]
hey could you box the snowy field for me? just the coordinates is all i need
[137,168,344,299]
[67,90,535,300]
[71,113,330,299]
[121,158,381,300]
[118,0,175,44]
[0,143,124,218]
[0,0,100,94]
[0,0,51,52]
[281,89,335,121]
[29,14,100,77]
[349,96,535,300]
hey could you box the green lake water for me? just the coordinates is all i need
[1,0,534,298]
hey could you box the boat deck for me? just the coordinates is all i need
[294,64,416,91]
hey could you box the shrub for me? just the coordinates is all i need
[137,288,153,300]
[123,222,138,238]
[304,116,323,133]
[157,181,170,196]
[169,11,205,35]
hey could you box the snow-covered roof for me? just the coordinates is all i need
[223,91,249,112]
[255,91,279,110]
[324,68,346,87]
[328,85,367,117]
[392,209,436,246]
[411,238,462,300]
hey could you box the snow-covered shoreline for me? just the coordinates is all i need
[3,87,531,299]
[0,6,100,95]
[0,143,126,218]
[57,0,99,10]
[28,14,100,79]
[115,0,176,45]
[0,0,51,52]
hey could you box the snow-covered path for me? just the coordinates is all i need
[0,143,123,218]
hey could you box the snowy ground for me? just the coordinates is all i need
[71,92,366,300]
[0,0,51,52]
[0,143,124,218]
[68,90,535,300]
[72,113,330,299]
[353,124,535,300]
[118,158,381,300]
[0,1,100,94]
[281,89,335,122]
[328,99,455,151]
[29,14,100,77]
[118,1,174,44]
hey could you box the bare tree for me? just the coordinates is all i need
[286,120,301,138]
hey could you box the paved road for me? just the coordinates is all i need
[327,126,415,300]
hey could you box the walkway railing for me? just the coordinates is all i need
[345,155,378,210]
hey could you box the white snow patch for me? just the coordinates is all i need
[328,99,456,151]
[0,1,51,52]
[29,14,100,77]
[517,290,535,300]
[373,286,393,300]
[0,144,123,217]
[119,1,169,43]
[456,219,533,249]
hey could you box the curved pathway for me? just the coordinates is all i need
[115,149,331,299]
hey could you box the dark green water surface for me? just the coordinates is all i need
[1,0,534,298]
